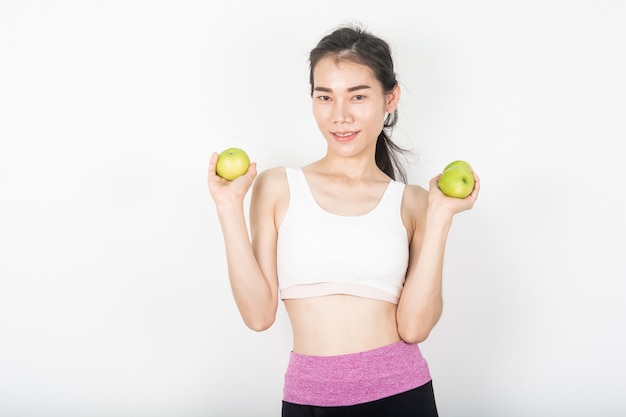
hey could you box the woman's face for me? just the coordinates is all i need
[311,56,400,160]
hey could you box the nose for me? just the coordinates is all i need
[332,101,353,124]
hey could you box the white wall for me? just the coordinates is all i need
[1,1,624,416]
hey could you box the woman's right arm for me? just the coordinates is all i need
[207,153,281,331]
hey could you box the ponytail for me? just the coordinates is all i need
[375,109,408,183]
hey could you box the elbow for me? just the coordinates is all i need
[398,325,432,345]
[396,298,443,344]
[243,314,276,332]
[397,310,441,344]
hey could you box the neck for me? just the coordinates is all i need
[312,154,386,183]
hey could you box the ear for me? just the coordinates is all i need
[385,84,401,113]
[385,84,400,113]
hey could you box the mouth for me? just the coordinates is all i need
[332,131,359,142]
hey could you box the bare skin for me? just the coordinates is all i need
[208,57,480,356]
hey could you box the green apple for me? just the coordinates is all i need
[215,147,250,181]
[438,163,474,198]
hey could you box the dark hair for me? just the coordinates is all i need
[309,25,408,182]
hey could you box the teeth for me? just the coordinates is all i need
[335,132,353,137]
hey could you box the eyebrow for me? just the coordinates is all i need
[313,85,371,93]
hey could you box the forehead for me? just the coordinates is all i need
[312,56,380,89]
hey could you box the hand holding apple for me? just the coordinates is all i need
[215,147,251,181]
[208,148,256,204]
[437,160,475,199]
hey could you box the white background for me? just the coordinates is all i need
[1,1,625,416]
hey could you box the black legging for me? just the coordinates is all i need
[282,380,438,417]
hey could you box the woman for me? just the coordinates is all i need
[208,25,480,416]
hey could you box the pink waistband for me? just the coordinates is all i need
[283,341,431,407]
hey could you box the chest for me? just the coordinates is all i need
[305,180,390,217]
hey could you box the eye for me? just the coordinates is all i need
[317,95,331,102]
[353,95,366,101]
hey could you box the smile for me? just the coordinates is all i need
[332,131,359,141]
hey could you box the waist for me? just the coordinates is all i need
[283,340,432,407]
[284,295,401,356]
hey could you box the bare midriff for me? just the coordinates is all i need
[284,295,402,356]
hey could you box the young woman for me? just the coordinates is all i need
[208,25,480,417]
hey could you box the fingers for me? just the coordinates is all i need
[208,152,219,177]
[246,162,258,180]
[468,171,480,201]
[429,175,441,191]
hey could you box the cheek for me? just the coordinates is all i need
[312,99,329,115]
[312,105,326,125]
[368,108,387,134]
[362,105,386,125]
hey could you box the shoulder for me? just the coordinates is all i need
[400,183,429,236]
[255,166,288,186]
[401,183,428,210]
[250,166,292,230]
[251,166,290,214]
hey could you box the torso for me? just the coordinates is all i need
[267,164,424,356]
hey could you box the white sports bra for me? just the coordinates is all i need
[276,168,409,304]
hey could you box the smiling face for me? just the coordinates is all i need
[311,56,400,160]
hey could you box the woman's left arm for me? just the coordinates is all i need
[397,172,480,344]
